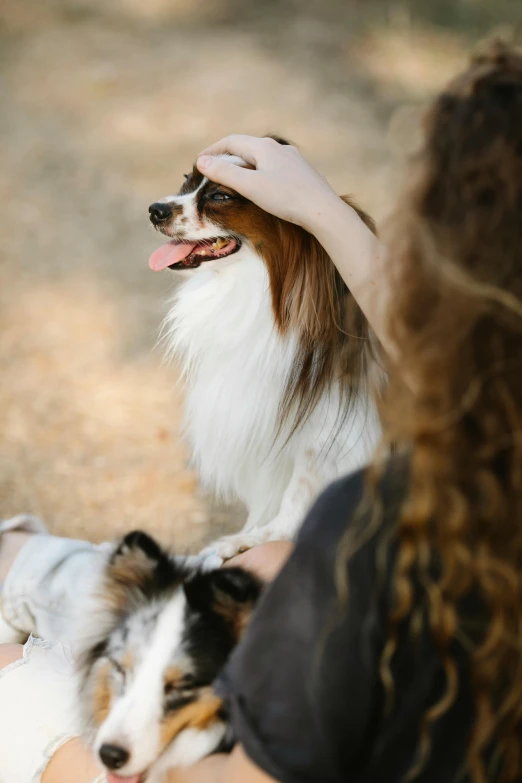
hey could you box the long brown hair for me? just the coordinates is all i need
[378,41,522,782]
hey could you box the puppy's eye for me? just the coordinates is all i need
[180,674,197,688]
[164,680,177,696]
[210,192,232,201]
[164,674,198,696]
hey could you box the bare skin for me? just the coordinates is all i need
[225,540,294,581]
[0,138,384,782]
[0,657,275,783]
[0,651,278,783]
[197,136,390,352]
[0,541,293,783]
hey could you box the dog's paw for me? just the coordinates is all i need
[197,531,270,568]
[182,550,224,572]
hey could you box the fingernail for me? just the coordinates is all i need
[197,155,211,170]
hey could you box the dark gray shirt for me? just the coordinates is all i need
[217,463,478,783]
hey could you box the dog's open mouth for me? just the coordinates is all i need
[149,237,241,272]
[106,771,148,783]
[105,771,147,783]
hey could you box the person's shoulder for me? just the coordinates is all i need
[297,455,408,553]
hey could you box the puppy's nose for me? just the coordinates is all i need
[149,202,172,225]
[99,743,130,770]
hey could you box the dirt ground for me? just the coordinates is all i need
[0,0,520,550]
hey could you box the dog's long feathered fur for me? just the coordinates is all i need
[150,138,382,561]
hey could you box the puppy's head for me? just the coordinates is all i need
[149,136,377,432]
[147,143,278,276]
[77,531,261,782]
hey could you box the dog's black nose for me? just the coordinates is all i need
[149,202,172,225]
[99,743,130,770]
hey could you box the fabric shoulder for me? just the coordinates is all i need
[296,456,408,560]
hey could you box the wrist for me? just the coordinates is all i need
[300,189,356,236]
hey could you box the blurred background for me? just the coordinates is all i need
[0,0,520,549]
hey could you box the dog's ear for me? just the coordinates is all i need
[104,530,177,612]
[184,568,262,640]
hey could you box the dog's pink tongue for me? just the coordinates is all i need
[106,773,140,783]
[149,241,197,271]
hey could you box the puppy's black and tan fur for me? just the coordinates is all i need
[76,531,261,783]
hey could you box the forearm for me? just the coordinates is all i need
[306,193,390,352]
[167,745,278,783]
[42,744,275,783]
[196,138,391,351]
[42,738,102,783]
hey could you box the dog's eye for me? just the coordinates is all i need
[210,192,232,201]
[164,674,198,696]
[180,674,197,688]
[164,680,177,696]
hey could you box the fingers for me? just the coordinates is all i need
[197,154,255,193]
[198,134,266,163]
[225,542,294,582]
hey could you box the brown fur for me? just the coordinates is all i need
[374,41,522,782]
[210,589,257,640]
[93,662,113,727]
[163,666,184,691]
[198,170,377,433]
[103,546,160,613]
[160,690,223,749]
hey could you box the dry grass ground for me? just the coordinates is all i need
[0,0,520,549]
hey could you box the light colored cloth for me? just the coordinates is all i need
[0,521,111,781]
[0,515,50,642]
[1,525,111,644]
[0,635,81,783]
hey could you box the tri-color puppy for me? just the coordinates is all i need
[76,531,261,783]
[148,137,382,566]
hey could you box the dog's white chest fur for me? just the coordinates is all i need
[165,248,380,558]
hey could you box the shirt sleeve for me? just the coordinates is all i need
[216,466,403,783]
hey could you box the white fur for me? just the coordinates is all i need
[215,153,248,167]
[91,592,226,781]
[159,186,382,561]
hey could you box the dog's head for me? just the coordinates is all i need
[149,136,377,431]
[147,136,375,281]
[148,136,291,277]
[77,531,261,782]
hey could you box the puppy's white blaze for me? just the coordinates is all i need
[158,178,237,245]
[157,177,208,206]
[95,593,188,776]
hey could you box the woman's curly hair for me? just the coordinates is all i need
[380,41,522,782]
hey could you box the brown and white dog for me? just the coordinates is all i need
[148,137,382,566]
[76,530,261,783]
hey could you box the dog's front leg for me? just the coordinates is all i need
[196,451,331,567]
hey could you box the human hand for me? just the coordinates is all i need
[224,541,294,582]
[197,135,340,231]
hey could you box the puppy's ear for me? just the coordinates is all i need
[184,568,262,640]
[104,530,176,612]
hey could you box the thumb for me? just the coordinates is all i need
[197,155,252,193]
